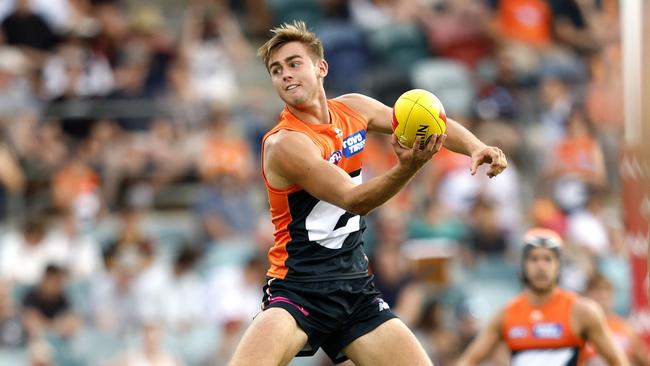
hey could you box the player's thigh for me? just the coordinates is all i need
[342,318,432,366]
[229,307,308,366]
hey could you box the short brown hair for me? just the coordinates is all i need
[586,272,613,292]
[257,21,324,70]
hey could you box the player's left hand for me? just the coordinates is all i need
[470,146,507,178]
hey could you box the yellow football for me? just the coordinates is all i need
[392,89,447,148]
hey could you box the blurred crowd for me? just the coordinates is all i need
[0,0,632,365]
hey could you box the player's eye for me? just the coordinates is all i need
[271,67,281,75]
[290,61,300,68]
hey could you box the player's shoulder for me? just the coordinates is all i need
[504,292,528,309]
[264,129,321,167]
[334,93,389,125]
[334,93,379,110]
[487,306,507,333]
[265,129,313,153]
[572,295,606,324]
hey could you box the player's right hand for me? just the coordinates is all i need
[392,133,446,172]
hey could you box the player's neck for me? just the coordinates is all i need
[526,286,557,307]
[286,93,330,125]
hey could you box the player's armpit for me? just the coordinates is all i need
[457,309,504,366]
[575,298,630,366]
[264,130,359,210]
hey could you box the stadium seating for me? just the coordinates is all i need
[410,59,475,117]
[366,22,429,69]
[317,21,368,95]
[266,0,323,27]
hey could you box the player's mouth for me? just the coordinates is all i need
[285,84,300,92]
[533,274,549,282]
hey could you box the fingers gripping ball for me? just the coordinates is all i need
[392,89,447,148]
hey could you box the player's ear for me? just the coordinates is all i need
[317,58,328,78]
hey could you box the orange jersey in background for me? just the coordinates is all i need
[496,0,553,45]
[503,288,585,365]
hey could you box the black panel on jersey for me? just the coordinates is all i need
[286,189,318,244]
[283,169,368,281]
[333,212,356,230]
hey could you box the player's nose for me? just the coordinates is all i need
[282,72,293,82]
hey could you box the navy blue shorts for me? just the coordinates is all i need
[261,275,397,363]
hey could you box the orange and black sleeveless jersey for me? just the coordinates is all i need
[502,289,586,366]
[261,100,369,281]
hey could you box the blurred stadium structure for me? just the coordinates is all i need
[0,0,646,365]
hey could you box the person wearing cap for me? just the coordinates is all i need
[457,227,628,366]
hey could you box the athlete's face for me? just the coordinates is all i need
[524,247,560,293]
[267,42,328,107]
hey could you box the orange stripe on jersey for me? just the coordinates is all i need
[503,289,584,351]
[261,100,368,280]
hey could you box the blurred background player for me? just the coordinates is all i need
[583,272,650,366]
[457,228,628,366]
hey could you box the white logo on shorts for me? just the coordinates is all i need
[376,298,390,312]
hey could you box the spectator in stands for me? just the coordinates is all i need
[158,58,209,132]
[89,248,143,335]
[180,3,252,105]
[194,106,256,242]
[349,0,419,31]
[0,216,53,285]
[107,322,183,366]
[1,0,57,53]
[371,242,424,327]
[566,187,622,258]
[407,198,467,242]
[45,210,103,281]
[26,339,55,366]
[414,299,459,365]
[51,153,100,218]
[22,264,79,339]
[206,254,266,365]
[7,118,69,204]
[546,107,606,213]
[0,135,26,221]
[549,0,617,54]
[42,31,114,100]
[0,279,28,347]
[538,72,575,143]
[465,196,509,256]
[0,46,38,118]
[155,246,206,333]
[105,46,155,131]
[416,0,494,68]
[491,0,554,47]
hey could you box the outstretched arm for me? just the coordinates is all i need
[264,129,445,216]
[336,93,507,177]
[456,309,504,366]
